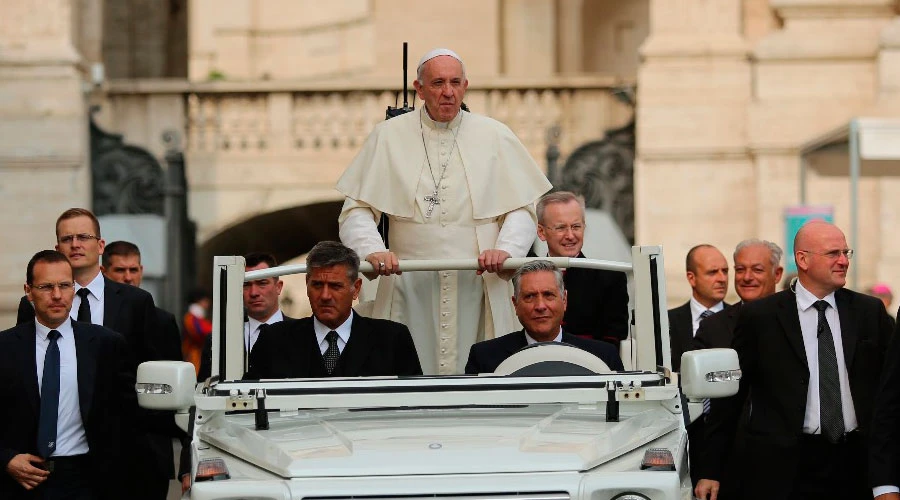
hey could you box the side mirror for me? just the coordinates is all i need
[136,361,197,410]
[680,348,741,399]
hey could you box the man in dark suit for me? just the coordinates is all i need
[667,243,728,489]
[465,260,624,374]
[198,252,292,381]
[101,240,182,362]
[101,240,183,497]
[246,241,422,379]
[184,253,293,492]
[669,244,729,372]
[533,191,629,346]
[1,250,135,500]
[689,239,783,500]
[870,306,900,500]
[694,239,784,350]
[15,209,172,500]
[696,221,893,500]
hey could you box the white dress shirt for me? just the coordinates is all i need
[689,297,724,335]
[244,309,285,353]
[313,313,353,355]
[525,328,563,345]
[794,280,858,435]
[35,319,89,457]
[72,271,105,325]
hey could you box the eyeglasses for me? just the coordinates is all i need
[58,233,100,244]
[543,223,585,235]
[31,282,74,293]
[799,249,854,260]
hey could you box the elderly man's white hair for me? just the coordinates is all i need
[417,48,466,82]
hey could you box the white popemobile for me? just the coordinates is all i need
[136,247,741,500]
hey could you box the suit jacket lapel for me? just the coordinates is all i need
[337,313,371,376]
[102,277,122,329]
[836,289,858,370]
[775,291,808,368]
[73,321,97,421]
[19,324,40,418]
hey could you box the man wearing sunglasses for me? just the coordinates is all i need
[696,220,893,500]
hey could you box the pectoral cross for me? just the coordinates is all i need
[424,190,440,218]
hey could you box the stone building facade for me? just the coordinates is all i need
[1,0,899,326]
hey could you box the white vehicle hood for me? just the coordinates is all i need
[197,404,681,478]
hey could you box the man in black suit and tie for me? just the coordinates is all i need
[465,260,624,374]
[668,243,728,489]
[101,240,184,498]
[1,250,135,500]
[693,239,784,350]
[102,240,182,362]
[668,244,729,372]
[198,252,292,382]
[16,209,172,500]
[533,191,629,347]
[246,241,422,379]
[696,221,893,500]
[689,239,783,499]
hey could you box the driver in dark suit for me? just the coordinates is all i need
[246,241,422,379]
[465,260,623,374]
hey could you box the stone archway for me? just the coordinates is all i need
[197,200,343,288]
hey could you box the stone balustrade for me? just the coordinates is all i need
[99,76,633,243]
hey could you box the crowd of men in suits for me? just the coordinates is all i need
[9,201,900,500]
[672,222,900,500]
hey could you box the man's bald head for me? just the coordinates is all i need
[793,220,851,298]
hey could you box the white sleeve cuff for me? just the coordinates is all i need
[873,486,900,497]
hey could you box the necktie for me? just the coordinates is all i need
[38,330,61,458]
[698,310,714,414]
[323,331,340,375]
[76,288,92,323]
[814,300,845,443]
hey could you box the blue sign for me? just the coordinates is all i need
[784,205,834,274]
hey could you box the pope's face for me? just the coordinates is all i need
[414,56,468,123]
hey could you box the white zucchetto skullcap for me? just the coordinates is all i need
[417,48,463,72]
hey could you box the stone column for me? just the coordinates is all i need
[876,16,900,307]
[557,0,584,74]
[501,0,556,76]
[0,0,90,324]
[748,0,896,288]
[635,0,752,303]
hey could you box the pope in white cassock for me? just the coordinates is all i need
[336,48,552,374]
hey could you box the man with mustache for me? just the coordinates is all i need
[245,241,422,379]
[336,47,551,375]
